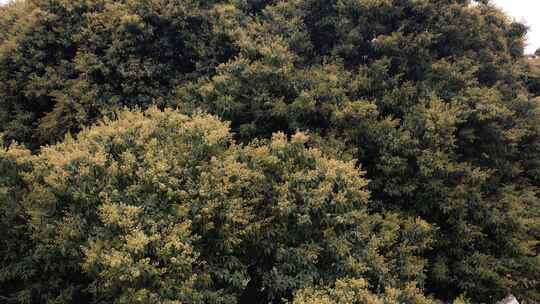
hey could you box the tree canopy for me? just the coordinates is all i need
[0,0,539,303]
[1,108,434,303]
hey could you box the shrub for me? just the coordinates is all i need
[1,108,432,303]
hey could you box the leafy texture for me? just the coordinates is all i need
[1,108,432,303]
[1,0,539,303]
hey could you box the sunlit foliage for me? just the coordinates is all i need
[1,0,539,303]
[1,108,433,303]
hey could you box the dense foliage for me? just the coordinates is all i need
[526,56,540,96]
[1,108,433,303]
[1,0,539,303]
[0,0,238,147]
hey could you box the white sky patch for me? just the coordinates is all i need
[492,0,540,54]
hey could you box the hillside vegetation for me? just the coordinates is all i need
[0,0,539,303]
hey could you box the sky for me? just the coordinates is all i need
[493,0,540,54]
[0,0,538,53]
